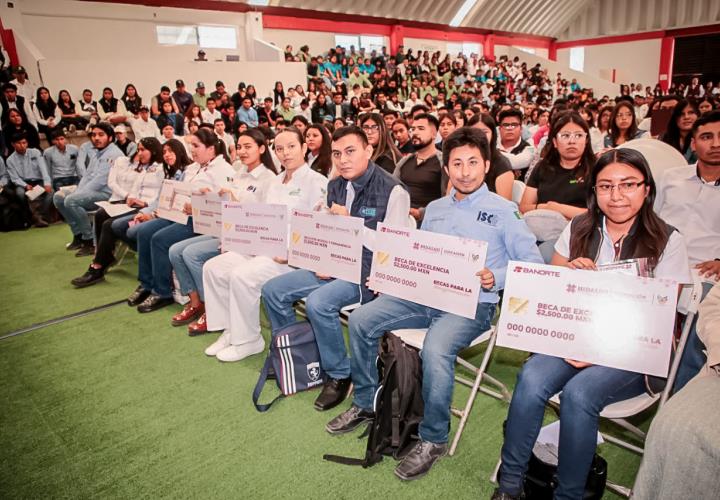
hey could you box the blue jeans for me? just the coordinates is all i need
[111,213,139,250]
[262,270,362,379]
[498,354,645,500]
[348,295,496,444]
[52,176,79,192]
[168,235,219,301]
[53,189,109,239]
[673,281,713,392]
[136,218,195,297]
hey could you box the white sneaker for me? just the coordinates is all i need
[216,336,265,363]
[204,332,230,357]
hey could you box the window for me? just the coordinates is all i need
[156,25,198,45]
[447,42,482,58]
[335,35,385,52]
[360,36,384,53]
[569,47,585,72]
[517,47,536,55]
[198,26,237,49]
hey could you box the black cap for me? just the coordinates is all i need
[176,79,185,87]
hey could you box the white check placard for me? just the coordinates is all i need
[496,261,678,377]
[369,223,488,319]
[288,209,364,284]
[156,180,190,224]
[221,202,288,259]
[192,193,225,237]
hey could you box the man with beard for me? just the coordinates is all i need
[392,113,443,222]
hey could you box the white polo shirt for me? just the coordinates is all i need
[227,163,276,203]
[655,164,720,265]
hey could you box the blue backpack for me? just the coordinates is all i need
[252,320,326,412]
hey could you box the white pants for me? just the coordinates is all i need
[203,252,290,345]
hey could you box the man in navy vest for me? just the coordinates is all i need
[262,125,411,411]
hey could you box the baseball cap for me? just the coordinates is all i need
[197,81,205,89]
[14,66,26,74]
[176,79,185,87]
[114,125,127,134]
[139,105,149,112]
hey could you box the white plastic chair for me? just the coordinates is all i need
[490,272,705,497]
[512,180,525,205]
[618,138,687,183]
[393,325,511,456]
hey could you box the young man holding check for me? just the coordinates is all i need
[261,125,410,411]
[326,127,543,480]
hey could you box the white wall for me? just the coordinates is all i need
[557,38,661,89]
[404,37,447,55]
[0,0,307,101]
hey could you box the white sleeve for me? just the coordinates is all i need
[554,221,573,258]
[655,231,692,284]
[25,102,38,128]
[501,145,535,171]
[364,185,410,251]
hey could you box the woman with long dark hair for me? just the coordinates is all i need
[33,86,62,136]
[98,87,128,125]
[304,124,333,176]
[127,128,235,312]
[2,109,41,153]
[495,148,690,500]
[122,83,142,116]
[359,113,401,174]
[273,81,285,106]
[660,99,699,163]
[604,101,647,147]
[171,129,278,334]
[70,137,164,287]
[57,89,88,131]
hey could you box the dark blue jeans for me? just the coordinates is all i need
[262,269,362,379]
[498,354,645,500]
[135,218,196,297]
[347,295,496,444]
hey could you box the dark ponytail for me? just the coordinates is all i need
[193,128,231,163]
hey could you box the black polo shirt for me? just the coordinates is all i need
[399,154,442,208]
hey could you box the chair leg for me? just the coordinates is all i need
[449,329,501,456]
[115,242,129,267]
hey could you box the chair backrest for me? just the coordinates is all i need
[659,271,706,406]
[618,138,687,182]
[512,180,525,205]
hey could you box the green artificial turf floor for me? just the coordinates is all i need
[0,225,651,498]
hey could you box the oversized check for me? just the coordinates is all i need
[288,209,364,284]
[156,180,191,224]
[369,223,488,319]
[496,261,679,377]
[221,202,287,258]
[192,193,225,237]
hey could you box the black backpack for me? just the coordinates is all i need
[324,332,424,467]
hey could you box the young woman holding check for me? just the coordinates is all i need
[494,148,691,500]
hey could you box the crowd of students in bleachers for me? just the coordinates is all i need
[0,45,719,498]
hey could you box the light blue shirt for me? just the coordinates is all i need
[76,143,124,196]
[237,106,259,127]
[43,144,81,179]
[6,148,51,186]
[77,141,95,174]
[421,184,543,303]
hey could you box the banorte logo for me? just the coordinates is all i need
[514,265,561,278]
[380,226,410,237]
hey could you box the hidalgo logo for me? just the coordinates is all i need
[656,295,669,305]
[471,253,480,262]
[306,362,321,381]
[353,229,360,236]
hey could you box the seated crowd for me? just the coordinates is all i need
[1,45,719,498]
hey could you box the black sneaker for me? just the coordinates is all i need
[394,440,448,481]
[325,405,374,435]
[71,266,105,288]
[75,240,95,257]
[490,489,524,500]
[314,377,352,411]
[66,235,83,250]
